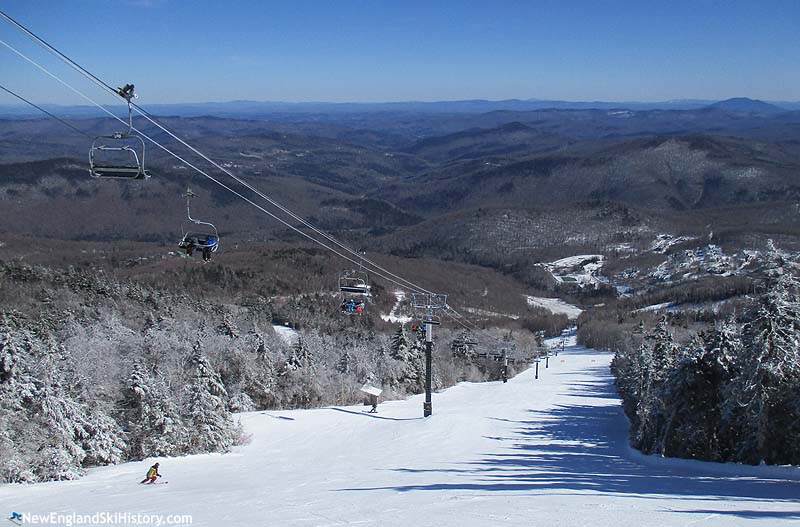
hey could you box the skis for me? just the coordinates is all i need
[8,512,22,525]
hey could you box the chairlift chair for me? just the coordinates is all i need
[338,269,370,295]
[178,228,219,261]
[411,292,448,311]
[89,134,150,179]
[178,188,219,262]
[338,269,370,315]
[88,83,151,180]
[421,312,441,326]
[411,292,446,327]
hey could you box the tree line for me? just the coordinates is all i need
[606,242,800,465]
[0,261,531,482]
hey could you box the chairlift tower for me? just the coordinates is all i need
[411,293,447,417]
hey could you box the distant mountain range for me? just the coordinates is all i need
[707,97,786,114]
[2,97,798,119]
[2,96,800,293]
[2,108,800,249]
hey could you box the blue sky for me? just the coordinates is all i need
[1,0,799,105]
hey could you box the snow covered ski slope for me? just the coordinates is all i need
[2,339,799,526]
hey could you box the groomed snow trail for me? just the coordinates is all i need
[2,339,799,526]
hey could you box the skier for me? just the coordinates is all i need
[202,235,218,262]
[140,462,161,484]
[341,298,355,314]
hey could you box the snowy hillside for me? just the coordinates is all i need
[271,323,299,344]
[2,339,798,526]
[380,290,413,324]
[525,295,583,319]
[543,254,605,288]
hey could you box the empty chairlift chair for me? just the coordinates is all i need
[88,83,152,180]
[411,292,448,327]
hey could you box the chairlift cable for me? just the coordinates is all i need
[2,12,524,344]
[441,311,510,356]
[0,37,133,131]
[0,9,435,296]
[0,38,377,273]
[443,307,534,353]
[0,83,91,138]
[0,35,390,280]
[130,104,434,295]
[0,10,123,101]
[0,39,433,295]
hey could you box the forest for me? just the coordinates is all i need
[0,260,538,483]
[584,242,800,465]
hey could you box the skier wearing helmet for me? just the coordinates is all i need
[140,462,162,484]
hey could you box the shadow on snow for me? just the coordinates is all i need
[338,363,800,518]
[328,407,424,421]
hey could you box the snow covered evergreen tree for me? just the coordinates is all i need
[218,315,240,338]
[38,345,125,475]
[617,316,680,454]
[242,330,276,409]
[0,318,36,482]
[407,330,427,392]
[0,317,126,482]
[387,324,425,393]
[611,341,648,432]
[648,316,679,384]
[124,360,187,458]
[390,324,411,361]
[276,331,327,408]
[337,350,350,374]
[614,243,800,465]
[0,326,21,384]
[729,249,800,464]
[184,341,237,454]
[660,328,737,461]
[281,337,311,374]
